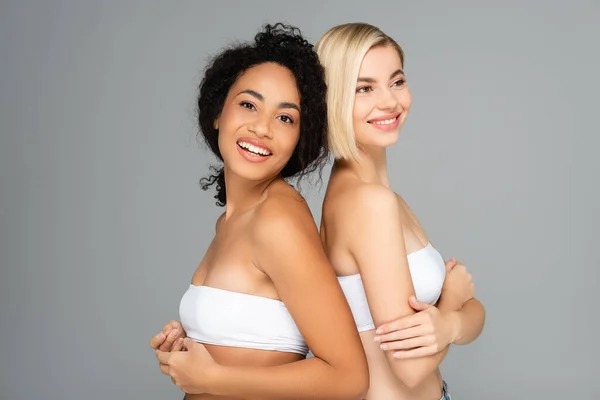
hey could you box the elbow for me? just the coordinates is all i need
[337,365,369,400]
[392,366,428,390]
[353,372,370,400]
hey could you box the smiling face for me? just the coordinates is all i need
[352,44,412,152]
[215,62,301,183]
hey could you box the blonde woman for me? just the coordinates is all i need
[316,23,486,400]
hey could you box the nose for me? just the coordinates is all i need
[248,114,272,139]
[377,88,398,111]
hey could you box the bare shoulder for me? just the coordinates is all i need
[333,182,400,224]
[251,183,317,247]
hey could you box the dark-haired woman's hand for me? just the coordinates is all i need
[149,320,186,352]
[156,338,218,394]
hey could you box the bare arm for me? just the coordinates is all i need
[348,185,451,389]
[434,261,486,345]
[444,298,485,345]
[207,197,369,400]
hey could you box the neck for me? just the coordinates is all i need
[223,167,277,219]
[339,145,389,186]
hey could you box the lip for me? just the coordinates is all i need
[236,137,273,154]
[236,137,273,163]
[367,112,401,123]
[368,112,402,131]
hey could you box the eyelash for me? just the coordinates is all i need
[240,101,256,110]
[239,101,295,124]
[356,78,406,93]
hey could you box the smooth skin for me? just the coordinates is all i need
[152,63,368,400]
[320,45,485,400]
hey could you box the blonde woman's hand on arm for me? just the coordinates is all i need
[373,257,485,359]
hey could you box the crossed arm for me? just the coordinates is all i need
[348,185,485,389]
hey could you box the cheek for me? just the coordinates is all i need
[353,99,372,123]
[279,128,300,158]
[352,101,372,142]
[400,89,412,110]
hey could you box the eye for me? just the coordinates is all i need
[279,115,294,124]
[392,78,406,87]
[356,86,373,94]
[239,101,256,110]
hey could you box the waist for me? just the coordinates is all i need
[182,345,304,400]
[359,330,444,400]
[204,342,304,366]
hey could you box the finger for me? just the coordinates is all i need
[159,362,170,375]
[172,337,185,352]
[156,350,171,365]
[169,320,180,329]
[445,258,457,272]
[150,332,166,349]
[409,296,430,311]
[182,337,195,351]
[381,335,433,351]
[393,345,437,359]
[159,328,181,352]
[376,325,429,344]
[375,314,422,336]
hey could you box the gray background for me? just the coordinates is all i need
[1,0,598,399]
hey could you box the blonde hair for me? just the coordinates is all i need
[316,23,404,160]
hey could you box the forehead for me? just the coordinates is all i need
[358,45,403,77]
[231,62,300,102]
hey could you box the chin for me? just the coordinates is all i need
[375,132,400,148]
[225,156,282,182]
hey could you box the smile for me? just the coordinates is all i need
[367,112,402,131]
[237,140,272,157]
[371,117,398,125]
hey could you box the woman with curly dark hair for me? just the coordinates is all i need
[149,23,369,399]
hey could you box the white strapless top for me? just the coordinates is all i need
[179,284,308,355]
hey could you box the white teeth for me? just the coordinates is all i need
[237,141,272,156]
[372,117,398,125]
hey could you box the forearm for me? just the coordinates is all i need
[387,296,459,387]
[448,298,485,345]
[388,345,448,389]
[208,357,366,400]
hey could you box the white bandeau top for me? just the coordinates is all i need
[179,284,308,355]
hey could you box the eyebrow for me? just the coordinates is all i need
[238,89,300,112]
[357,68,405,83]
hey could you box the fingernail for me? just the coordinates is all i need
[380,343,387,350]
[157,333,164,340]
[375,328,383,334]
[393,352,401,358]
[373,336,380,342]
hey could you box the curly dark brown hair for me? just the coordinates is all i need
[197,23,329,206]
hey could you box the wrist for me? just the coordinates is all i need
[437,293,458,313]
[445,311,461,344]
[206,363,228,396]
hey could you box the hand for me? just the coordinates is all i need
[149,320,186,352]
[373,296,456,359]
[156,338,217,394]
[439,259,474,311]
